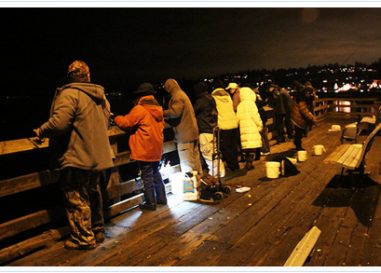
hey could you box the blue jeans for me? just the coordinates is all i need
[138,161,167,205]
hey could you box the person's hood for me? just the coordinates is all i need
[164,78,181,95]
[61,82,106,103]
[212,88,231,103]
[138,95,164,122]
[193,82,209,97]
[239,87,256,102]
[211,87,229,97]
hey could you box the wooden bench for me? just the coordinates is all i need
[325,122,381,178]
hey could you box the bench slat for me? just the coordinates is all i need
[324,144,351,163]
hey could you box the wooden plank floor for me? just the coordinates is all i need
[8,118,381,266]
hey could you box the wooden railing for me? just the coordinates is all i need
[0,96,379,264]
[313,97,381,120]
[0,127,180,264]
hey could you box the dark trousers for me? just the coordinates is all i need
[219,128,239,171]
[274,113,294,141]
[294,126,306,150]
[138,161,167,205]
[60,167,104,247]
[260,123,270,153]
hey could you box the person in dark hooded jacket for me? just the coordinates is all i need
[193,82,225,177]
[34,60,114,250]
[114,83,167,211]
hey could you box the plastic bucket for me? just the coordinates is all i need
[297,150,308,162]
[313,145,326,156]
[265,161,281,179]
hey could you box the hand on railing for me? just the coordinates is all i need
[32,128,45,144]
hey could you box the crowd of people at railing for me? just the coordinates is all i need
[32,60,317,251]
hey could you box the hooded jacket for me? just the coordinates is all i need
[193,82,217,134]
[237,87,263,149]
[291,96,316,129]
[114,95,164,162]
[163,79,199,143]
[211,88,238,130]
[39,83,114,171]
[269,87,292,115]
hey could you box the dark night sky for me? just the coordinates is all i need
[2,8,381,94]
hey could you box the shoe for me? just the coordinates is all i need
[156,201,167,205]
[139,203,156,211]
[94,232,105,243]
[261,151,270,156]
[64,239,96,250]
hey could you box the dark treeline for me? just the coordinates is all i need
[1,60,381,141]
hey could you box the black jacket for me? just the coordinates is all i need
[193,82,217,134]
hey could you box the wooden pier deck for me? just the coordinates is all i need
[6,118,381,266]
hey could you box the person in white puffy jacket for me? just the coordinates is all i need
[237,87,263,170]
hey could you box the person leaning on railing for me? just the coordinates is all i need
[290,85,317,151]
[114,83,167,211]
[33,60,114,250]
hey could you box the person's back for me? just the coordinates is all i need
[115,83,166,210]
[164,79,199,143]
[42,82,114,170]
[193,82,217,134]
[211,80,243,177]
[115,91,164,162]
[35,60,113,250]
[164,78,202,175]
[211,87,238,130]
[193,82,225,178]
[291,90,316,150]
[237,87,263,149]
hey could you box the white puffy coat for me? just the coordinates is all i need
[237,87,263,149]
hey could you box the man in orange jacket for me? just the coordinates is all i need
[114,83,167,210]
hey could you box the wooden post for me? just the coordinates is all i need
[284,226,321,266]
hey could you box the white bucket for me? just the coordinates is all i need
[297,150,308,162]
[313,145,326,156]
[331,124,341,131]
[266,161,281,179]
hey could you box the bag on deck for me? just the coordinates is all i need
[267,155,300,177]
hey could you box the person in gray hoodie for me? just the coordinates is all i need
[163,78,202,176]
[34,60,114,250]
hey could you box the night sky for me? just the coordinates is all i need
[2,8,381,95]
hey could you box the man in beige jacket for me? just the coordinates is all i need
[34,60,114,250]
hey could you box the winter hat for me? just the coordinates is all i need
[133,82,156,97]
[67,60,90,83]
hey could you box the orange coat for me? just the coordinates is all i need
[114,96,164,162]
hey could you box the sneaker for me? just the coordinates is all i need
[94,232,105,243]
[64,239,96,250]
[261,151,270,156]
